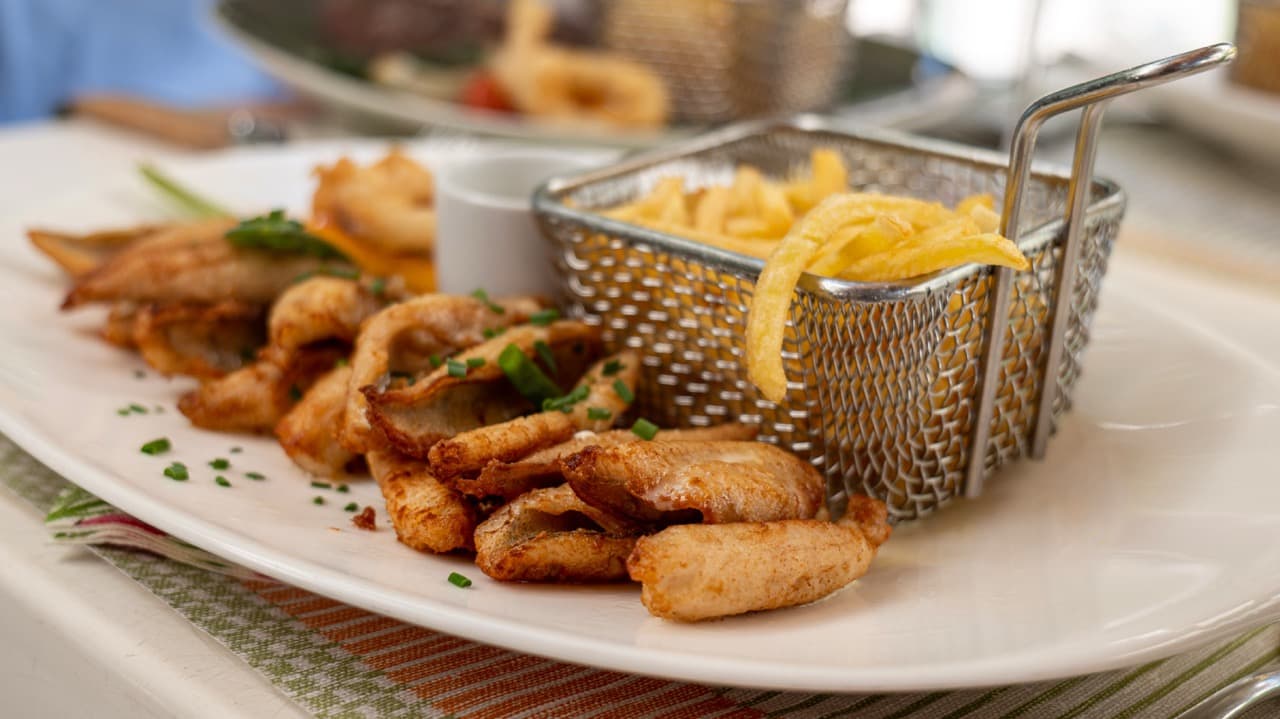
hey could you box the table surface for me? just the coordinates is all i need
[0,117,1277,718]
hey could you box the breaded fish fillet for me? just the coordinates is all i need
[562,440,824,524]
[458,423,758,501]
[426,350,634,479]
[368,449,476,554]
[474,485,638,583]
[275,364,361,477]
[340,294,543,453]
[626,495,891,621]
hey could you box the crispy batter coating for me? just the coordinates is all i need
[368,449,475,554]
[267,277,384,361]
[132,300,265,379]
[340,294,544,453]
[626,495,891,621]
[459,423,758,501]
[177,346,343,433]
[28,224,166,278]
[101,302,139,348]
[61,218,335,310]
[363,320,600,458]
[275,364,362,477]
[312,150,436,256]
[562,440,824,524]
[426,349,631,479]
[474,485,638,583]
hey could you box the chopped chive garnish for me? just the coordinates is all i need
[344,502,359,512]
[313,496,325,505]
[116,408,131,416]
[446,359,467,378]
[528,308,560,326]
[335,357,349,368]
[498,344,562,407]
[226,209,346,260]
[138,163,231,218]
[288,385,303,401]
[163,462,189,480]
[133,369,146,379]
[128,403,147,414]
[482,326,506,340]
[533,340,558,376]
[311,481,332,489]
[448,572,472,588]
[542,385,589,413]
[428,354,443,368]
[230,446,243,454]
[602,359,624,376]
[245,471,265,480]
[368,277,386,296]
[466,357,485,369]
[612,379,635,404]
[140,438,171,455]
[587,407,612,421]
[215,476,231,488]
[154,405,164,413]
[631,418,659,440]
[471,288,505,314]
[336,484,350,493]
[209,458,230,470]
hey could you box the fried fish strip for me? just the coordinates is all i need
[61,218,335,310]
[426,350,633,479]
[363,320,600,458]
[275,364,362,478]
[340,294,543,453]
[474,485,638,582]
[28,224,166,278]
[177,346,343,433]
[562,440,824,524]
[459,423,758,501]
[267,276,384,362]
[626,495,891,621]
[132,300,265,379]
[368,449,475,554]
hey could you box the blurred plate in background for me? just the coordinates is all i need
[1144,70,1280,169]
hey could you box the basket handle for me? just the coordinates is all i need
[964,43,1237,499]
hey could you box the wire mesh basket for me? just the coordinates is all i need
[532,45,1234,522]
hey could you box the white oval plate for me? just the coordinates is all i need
[3,142,1280,693]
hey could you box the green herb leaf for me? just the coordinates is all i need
[368,277,386,296]
[498,344,562,407]
[138,163,231,218]
[311,481,332,490]
[209,458,230,470]
[335,357,349,368]
[471,288,505,314]
[533,340,558,376]
[447,359,468,378]
[587,407,612,421]
[336,484,350,493]
[466,357,485,369]
[602,359,624,376]
[140,438,171,455]
[116,408,130,416]
[528,308,560,327]
[163,462,189,480]
[612,379,635,404]
[245,471,265,480]
[226,209,347,260]
[230,446,243,454]
[313,496,325,505]
[448,572,473,588]
[631,418,659,440]
[428,355,444,369]
[128,403,147,414]
[215,476,231,488]
[542,385,589,413]
[482,326,506,340]
[344,502,359,512]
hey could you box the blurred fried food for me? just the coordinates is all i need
[311,149,435,256]
[132,300,265,379]
[28,224,166,278]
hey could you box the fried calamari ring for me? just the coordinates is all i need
[275,364,363,478]
[311,149,436,255]
[177,346,343,433]
[267,276,386,363]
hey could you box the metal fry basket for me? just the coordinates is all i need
[532,45,1235,521]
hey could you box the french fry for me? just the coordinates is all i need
[805,215,909,277]
[839,233,1030,282]
[694,185,730,233]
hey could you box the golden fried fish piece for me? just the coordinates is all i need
[311,150,436,256]
[340,294,543,453]
[368,449,475,554]
[474,485,638,583]
[132,300,265,379]
[459,423,758,501]
[61,218,335,310]
[177,346,343,433]
[362,320,600,458]
[275,364,362,478]
[267,276,385,362]
[28,224,167,278]
[562,440,824,524]
[626,495,891,621]
[426,349,633,479]
[101,302,140,348]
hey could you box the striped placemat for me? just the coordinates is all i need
[2,435,1277,719]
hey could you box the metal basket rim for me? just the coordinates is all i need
[532,115,1128,303]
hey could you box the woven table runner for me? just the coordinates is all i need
[3,436,1276,719]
